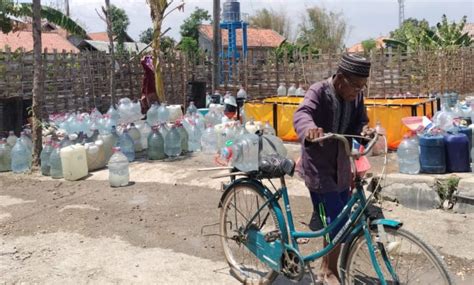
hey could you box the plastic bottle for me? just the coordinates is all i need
[21,131,33,152]
[85,140,107,171]
[188,122,202,152]
[237,86,247,100]
[137,121,152,150]
[397,135,420,174]
[147,127,166,160]
[187,101,198,116]
[60,144,88,181]
[261,134,288,157]
[108,147,130,187]
[49,143,63,179]
[40,140,53,176]
[118,129,135,162]
[221,133,260,172]
[128,123,143,152]
[372,121,387,156]
[146,103,160,126]
[277,83,287,96]
[433,94,455,131]
[6,131,17,147]
[0,139,12,172]
[164,125,182,157]
[287,84,297,96]
[201,125,218,154]
[107,105,120,123]
[175,121,189,154]
[296,86,305,96]
[11,136,32,173]
[157,102,170,123]
[263,121,276,136]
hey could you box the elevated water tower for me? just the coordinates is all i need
[220,0,248,82]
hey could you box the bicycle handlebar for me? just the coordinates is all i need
[306,132,380,158]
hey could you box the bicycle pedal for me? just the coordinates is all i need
[264,230,281,242]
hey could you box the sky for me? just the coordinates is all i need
[38,0,474,47]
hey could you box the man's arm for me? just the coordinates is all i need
[293,88,323,144]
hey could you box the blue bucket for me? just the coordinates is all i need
[198,108,209,117]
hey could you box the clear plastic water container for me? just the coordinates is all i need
[287,84,297,96]
[397,135,420,174]
[277,83,287,96]
[147,127,166,160]
[60,144,88,181]
[201,125,218,154]
[118,129,135,162]
[221,133,260,172]
[108,147,130,187]
[0,139,12,172]
[40,140,53,176]
[164,125,182,157]
[11,136,32,173]
[49,143,63,179]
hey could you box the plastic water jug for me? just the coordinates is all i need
[146,103,160,126]
[21,132,33,152]
[107,105,120,123]
[164,125,182,157]
[159,122,169,139]
[128,123,142,152]
[0,139,12,172]
[147,127,166,160]
[176,122,189,154]
[372,121,387,156]
[296,86,305,96]
[246,120,263,134]
[458,127,472,152]
[11,137,32,173]
[188,123,202,152]
[40,140,53,176]
[49,144,63,179]
[277,83,287,96]
[137,121,152,150]
[444,133,470,172]
[261,134,288,157]
[85,140,107,171]
[60,144,88,181]
[158,103,170,123]
[108,147,130,187]
[99,132,115,162]
[187,101,198,115]
[287,84,297,96]
[397,135,420,174]
[6,131,17,147]
[237,87,247,100]
[118,129,135,162]
[221,133,260,172]
[201,126,218,154]
[263,121,276,136]
[433,96,455,131]
[168,105,183,122]
[419,134,446,174]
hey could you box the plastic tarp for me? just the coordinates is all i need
[244,97,438,148]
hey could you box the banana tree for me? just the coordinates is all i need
[146,0,184,103]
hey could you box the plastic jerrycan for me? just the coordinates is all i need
[60,144,88,181]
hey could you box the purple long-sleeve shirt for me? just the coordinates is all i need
[293,77,369,193]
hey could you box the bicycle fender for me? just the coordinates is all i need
[370,219,403,229]
[218,178,289,243]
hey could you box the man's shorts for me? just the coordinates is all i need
[308,189,350,242]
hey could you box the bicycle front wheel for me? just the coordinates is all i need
[220,183,280,284]
[341,226,454,285]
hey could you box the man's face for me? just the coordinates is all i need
[336,73,368,101]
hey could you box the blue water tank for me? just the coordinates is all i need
[459,127,472,151]
[419,134,446,174]
[222,0,240,23]
[444,133,470,172]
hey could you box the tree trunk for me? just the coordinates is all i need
[32,0,43,166]
[105,0,116,106]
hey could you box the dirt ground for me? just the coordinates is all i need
[0,149,473,284]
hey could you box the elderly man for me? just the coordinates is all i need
[293,53,372,284]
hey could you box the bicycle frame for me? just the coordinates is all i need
[229,175,402,284]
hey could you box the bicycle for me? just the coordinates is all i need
[214,132,454,284]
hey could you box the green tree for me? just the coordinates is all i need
[361,38,377,55]
[384,18,431,49]
[297,7,347,52]
[179,7,210,40]
[139,27,153,44]
[109,4,130,55]
[160,35,175,56]
[249,8,291,39]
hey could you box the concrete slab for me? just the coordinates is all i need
[453,177,474,213]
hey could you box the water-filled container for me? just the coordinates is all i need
[40,141,53,176]
[263,121,276,136]
[419,134,446,174]
[397,135,420,174]
[221,133,260,172]
[128,123,142,152]
[11,137,32,173]
[188,123,202,152]
[146,103,159,126]
[444,133,470,172]
[458,127,472,152]
[277,83,287,96]
[99,132,116,162]
[158,103,170,123]
[85,140,107,171]
[222,0,240,22]
[6,131,17,147]
[187,101,198,115]
[177,123,189,154]
[201,126,218,154]
[287,84,297,96]
[167,105,183,122]
[60,144,88,181]
[147,128,166,160]
[49,144,63,179]
[261,134,288,157]
[20,132,33,152]
[118,129,135,162]
[136,121,152,150]
[108,147,130,187]
[0,139,12,172]
[245,120,263,134]
[164,125,182,157]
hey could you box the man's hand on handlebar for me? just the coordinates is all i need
[306,127,325,146]
[361,125,376,139]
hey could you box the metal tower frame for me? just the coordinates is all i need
[398,0,405,27]
[219,21,248,83]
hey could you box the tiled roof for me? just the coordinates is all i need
[198,24,286,48]
[347,36,388,53]
[0,31,79,53]
[87,32,134,42]
[463,23,474,37]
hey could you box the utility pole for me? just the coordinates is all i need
[212,0,220,92]
[398,0,405,27]
[65,0,70,17]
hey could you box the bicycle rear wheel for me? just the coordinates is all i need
[219,183,280,284]
[341,226,454,284]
